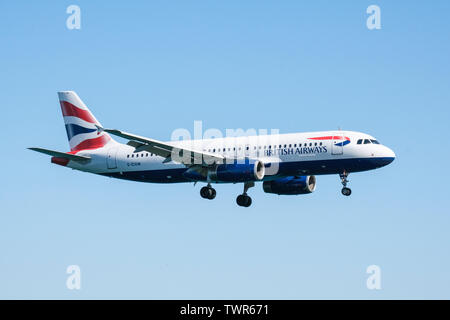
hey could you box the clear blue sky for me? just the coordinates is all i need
[1,1,449,299]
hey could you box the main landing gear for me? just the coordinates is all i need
[340,171,352,196]
[199,182,254,207]
[200,184,216,200]
[236,182,254,207]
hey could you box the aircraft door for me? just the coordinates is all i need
[107,147,118,169]
[331,135,344,155]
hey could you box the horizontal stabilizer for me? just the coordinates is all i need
[28,147,91,162]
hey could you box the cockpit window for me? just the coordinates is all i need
[364,139,371,144]
[371,139,380,144]
[357,139,363,144]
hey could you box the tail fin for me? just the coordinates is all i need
[58,91,113,152]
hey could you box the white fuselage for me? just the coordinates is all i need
[66,130,395,183]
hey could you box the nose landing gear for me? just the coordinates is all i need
[341,187,352,196]
[200,184,216,200]
[340,171,352,196]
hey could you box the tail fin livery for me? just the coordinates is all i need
[58,91,113,151]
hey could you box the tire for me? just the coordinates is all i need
[341,187,352,196]
[200,187,209,199]
[236,195,245,206]
[236,194,252,207]
[244,196,252,207]
[208,188,216,200]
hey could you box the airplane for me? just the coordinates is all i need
[29,91,396,207]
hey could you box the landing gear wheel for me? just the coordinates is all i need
[236,194,252,207]
[209,188,216,199]
[341,187,352,196]
[235,182,254,207]
[200,187,208,198]
[200,186,216,200]
[244,196,252,207]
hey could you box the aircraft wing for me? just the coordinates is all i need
[100,127,225,166]
[28,147,91,162]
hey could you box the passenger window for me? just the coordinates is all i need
[364,139,371,144]
[127,155,129,158]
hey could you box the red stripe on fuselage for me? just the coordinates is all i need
[60,100,97,124]
[71,134,110,152]
[309,136,350,141]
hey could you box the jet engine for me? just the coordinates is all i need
[263,175,316,195]
[183,160,265,183]
[211,160,265,183]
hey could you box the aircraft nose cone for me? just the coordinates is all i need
[387,147,396,159]
[382,147,396,166]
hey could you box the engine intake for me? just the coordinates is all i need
[263,175,316,195]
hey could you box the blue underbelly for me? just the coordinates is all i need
[100,157,394,183]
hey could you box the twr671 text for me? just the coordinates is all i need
[224,305,269,315]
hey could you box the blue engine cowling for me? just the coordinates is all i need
[263,175,316,195]
[211,160,265,182]
[183,160,265,183]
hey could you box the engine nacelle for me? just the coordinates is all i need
[211,160,265,183]
[182,160,265,183]
[263,175,316,195]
